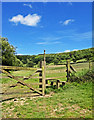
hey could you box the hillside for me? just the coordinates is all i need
[16,47,94,67]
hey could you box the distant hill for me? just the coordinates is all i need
[16,47,94,66]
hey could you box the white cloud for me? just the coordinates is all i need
[64,49,78,53]
[23,4,32,8]
[63,19,75,25]
[64,50,70,53]
[9,14,41,26]
[36,41,61,45]
[37,42,48,45]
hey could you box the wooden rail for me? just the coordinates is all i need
[0,65,38,70]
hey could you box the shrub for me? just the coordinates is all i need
[70,69,94,83]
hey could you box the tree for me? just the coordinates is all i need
[1,37,23,66]
[26,60,34,67]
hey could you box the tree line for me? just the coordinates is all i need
[1,37,94,67]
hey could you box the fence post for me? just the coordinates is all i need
[66,59,70,82]
[42,61,46,96]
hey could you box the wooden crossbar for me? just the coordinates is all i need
[0,65,39,71]
[70,65,77,72]
[46,76,66,80]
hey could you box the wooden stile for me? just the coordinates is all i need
[39,61,42,91]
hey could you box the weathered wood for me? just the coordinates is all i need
[0,69,13,78]
[66,59,70,82]
[56,81,59,89]
[46,84,51,87]
[46,65,65,68]
[0,65,38,70]
[70,65,77,72]
[24,76,42,79]
[46,76,66,80]
[37,88,43,90]
[23,70,41,80]
[42,61,46,96]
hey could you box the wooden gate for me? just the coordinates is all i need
[0,62,46,101]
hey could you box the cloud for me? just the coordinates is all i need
[36,41,61,45]
[63,19,75,25]
[9,14,41,26]
[40,36,62,41]
[37,42,48,45]
[64,49,78,53]
[23,4,32,8]
[64,50,70,53]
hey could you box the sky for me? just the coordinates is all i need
[2,2,92,55]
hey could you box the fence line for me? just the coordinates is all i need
[0,59,91,98]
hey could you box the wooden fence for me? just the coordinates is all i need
[0,58,92,100]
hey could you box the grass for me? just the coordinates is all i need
[1,82,92,118]
[1,62,93,118]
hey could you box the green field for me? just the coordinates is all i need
[0,62,93,118]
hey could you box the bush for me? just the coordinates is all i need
[70,69,94,83]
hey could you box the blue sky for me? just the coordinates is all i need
[2,2,92,55]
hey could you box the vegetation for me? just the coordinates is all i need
[70,69,94,83]
[1,37,23,66]
[17,47,94,67]
[1,37,94,67]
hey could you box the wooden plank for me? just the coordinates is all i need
[70,65,77,72]
[37,88,42,90]
[0,76,42,79]
[0,65,39,70]
[46,65,65,68]
[46,76,66,80]
[24,76,42,79]
[56,81,59,89]
[0,69,13,78]
[46,84,51,87]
